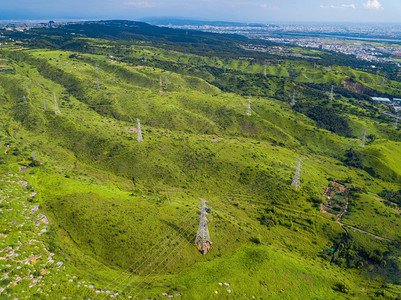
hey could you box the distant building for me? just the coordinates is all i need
[393,98,401,104]
[371,97,391,103]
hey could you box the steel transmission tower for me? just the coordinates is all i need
[137,119,144,142]
[329,85,334,100]
[95,63,98,73]
[291,90,296,106]
[246,97,251,115]
[23,96,27,103]
[25,82,29,93]
[43,102,46,110]
[32,151,36,162]
[195,198,211,255]
[264,64,267,76]
[360,129,367,148]
[291,158,302,189]
[96,78,100,90]
[381,76,385,86]
[159,75,163,95]
[223,65,226,74]
[394,115,399,129]
[53,92,61,115]
[165,71,168,86]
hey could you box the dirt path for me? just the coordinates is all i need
[338,222,393,242]
[321,183,393,242]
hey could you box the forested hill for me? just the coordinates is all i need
[18,20,273,58]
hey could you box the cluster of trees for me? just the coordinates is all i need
[379,189,401,206]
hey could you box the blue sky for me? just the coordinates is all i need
[0,0,400,23]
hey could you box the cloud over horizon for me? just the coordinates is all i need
[320,4,356,9]
[363,0,383,9]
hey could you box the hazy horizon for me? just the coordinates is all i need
[0,0,400,24]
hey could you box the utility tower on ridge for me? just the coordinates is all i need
[291,90,296,106]
[53,92,61,115]
[360,129,367,148]
[329,85,334,100]
[264,64,267,76]
[23,96,27,103]
[313,63,316,72]
[43,102,46,110]
[32,151,36,162]
[291,158,302,190]
[159,75,163,95]
[137,119,144,142]
[144,53,147,62]
[165,71,168,87]
[95,63,98,73]
[195,198,211,255]
[246,97,251,115]
[394,115,399,129]
[25,82,29,93]
[223,65,226,74]
[96,78,100,90]
[381,76,385,86]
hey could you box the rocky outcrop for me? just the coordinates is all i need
[341,77,378,96]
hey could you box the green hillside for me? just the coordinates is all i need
[0,21,401,299]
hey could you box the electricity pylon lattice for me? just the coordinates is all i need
[313,63,316,72]
[264,64,267,76]
[96,78,100,90]
[360,129,367,148]
[23,96,27,103]
[291,158,302,189]
[165,71,168,86]
[159,75,163,95]
[53,92,61,115]
[246,97,251,115]
[137,119,144,142]
[394,115,399,129]
[223,65,226,74]
[32,151,36,161]
[291,90,296,106]
[195,198,211,255]
[25,82,29,93]
[144,53,147,62]
[43,102,46,110]
[95,63,98,73]
[329,85,334,100]
[381,76,385,86]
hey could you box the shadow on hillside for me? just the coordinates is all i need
[161,219,197,244]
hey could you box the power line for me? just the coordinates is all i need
[113,217,198,298]
[132,238,192,299]
[94,208,197,299]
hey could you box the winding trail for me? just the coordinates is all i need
[321,184,393,242]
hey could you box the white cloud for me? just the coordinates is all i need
[320,4,356,9]
[260,3,280,10]
[342,4,356,9]
[363,0,383,9]
[123,1,155,8]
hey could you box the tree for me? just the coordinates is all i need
[344,148,363,168]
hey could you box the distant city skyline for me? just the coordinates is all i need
[0,0,400,23]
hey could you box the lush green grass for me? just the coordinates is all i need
[0,40,400,299]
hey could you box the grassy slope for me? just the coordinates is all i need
[0,44,401,299]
